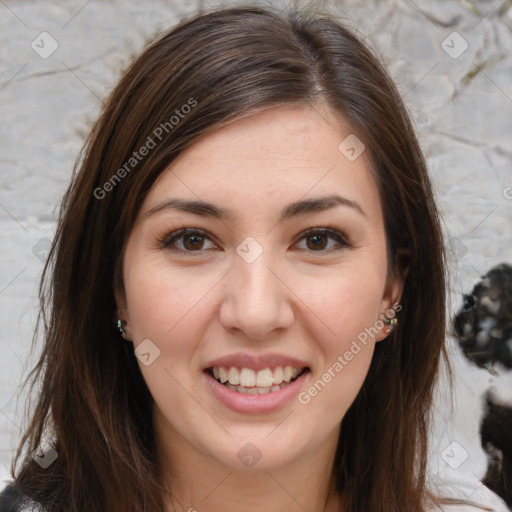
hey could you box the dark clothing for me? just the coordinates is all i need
[0,484,45,512]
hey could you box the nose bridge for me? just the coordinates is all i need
[220,237,292,338]
[238,247,278,306]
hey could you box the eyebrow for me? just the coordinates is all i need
[144,194,365,221]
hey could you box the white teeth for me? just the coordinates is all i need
[283,366,294,381]
[239,368,256,387]
[225,381,291,395]
[256,368,273,387]
[228,366,240,385]
[210,365,307,394]
[272,366,283,385]
[219,367,228,383]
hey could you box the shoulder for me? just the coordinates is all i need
[0,483,47,512]
[425,475,510,512]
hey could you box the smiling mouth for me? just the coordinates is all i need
[205,366,309,395]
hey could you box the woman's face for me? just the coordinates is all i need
[117,104,403,473]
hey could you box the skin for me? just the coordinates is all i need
[115,103,404,512]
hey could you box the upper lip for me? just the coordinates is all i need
[204,352,310,371]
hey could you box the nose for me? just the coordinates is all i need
[219,245,294,340]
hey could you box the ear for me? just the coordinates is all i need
[375,249,409,342]
[114,268,132,341]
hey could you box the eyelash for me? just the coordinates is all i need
[158,225,353,255]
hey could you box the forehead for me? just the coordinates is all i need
[140,104,382,226]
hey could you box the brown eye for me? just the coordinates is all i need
[159,226,352,256]
[182,233,205,250]
[161,228,217,254]
[305,233,329,251]
[297,228,352,252]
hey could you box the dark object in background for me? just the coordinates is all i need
[454,263,512,370]
[480,393,512,508]
[453,262,512,510]
[0,482,43,511]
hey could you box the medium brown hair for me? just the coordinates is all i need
[11,4,451,511]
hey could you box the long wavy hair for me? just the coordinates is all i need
[11,4,451,511]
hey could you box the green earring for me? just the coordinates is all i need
[116,319,126,336]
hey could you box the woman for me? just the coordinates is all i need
[0,4,507,512]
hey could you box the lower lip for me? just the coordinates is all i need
[202,370,309,415]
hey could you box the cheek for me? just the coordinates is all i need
[124,253,214,342]
[121,258,208,402]
[299,256,387,344]
[295,261,386,411]
[122,259,210,419]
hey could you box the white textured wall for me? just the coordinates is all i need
[1,0,511,500]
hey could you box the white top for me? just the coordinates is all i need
[425,473,509,512]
